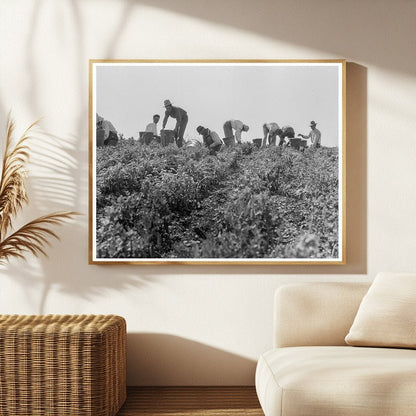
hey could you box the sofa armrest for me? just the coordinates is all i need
[274,282,370,348]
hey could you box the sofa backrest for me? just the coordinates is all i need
[274,282,370,348]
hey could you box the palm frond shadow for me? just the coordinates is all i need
[26,132,79,210]
[2,2,154,314]
[3,125,152,313]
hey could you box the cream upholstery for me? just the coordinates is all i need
[256,281,416,416]
[346,272,416,348]
[274,283,370,347]
[256,346,416,416]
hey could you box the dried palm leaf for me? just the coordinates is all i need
[0,117,38,239]
[0,115,79,264]
[0,211,78,264]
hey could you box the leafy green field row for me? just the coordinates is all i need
[96,142,339,259]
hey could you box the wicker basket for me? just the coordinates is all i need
[0,315,126,416]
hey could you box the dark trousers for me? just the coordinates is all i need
[223,120,233,138]
[175,114,188,147]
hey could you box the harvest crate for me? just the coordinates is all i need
[253,138,262,148]
[0,315,126,416]
[289,138,307,150]
[160,129,175,146]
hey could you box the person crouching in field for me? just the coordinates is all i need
[262,122,281,147]
[223,119,249,144]
[278,125,296,146]
[162,99,188,148]
[197,126,223,154]
[298,120,321,148]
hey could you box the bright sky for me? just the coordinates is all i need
[94,62,342,147]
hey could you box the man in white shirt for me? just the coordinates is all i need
[223,119,249,144]
[299,120,321,148]
[145,114,160,137]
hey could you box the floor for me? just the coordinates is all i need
[117,386,264,416]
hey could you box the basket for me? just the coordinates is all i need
[253,138,262,148]
[289,138,302,150]
[161,130,176,146]
[0,314,126,416]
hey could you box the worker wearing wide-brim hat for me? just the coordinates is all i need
[162,99,188,148]
[223,119,249,144]
[298,120,321,148]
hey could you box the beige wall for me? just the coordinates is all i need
[0,0,415,385]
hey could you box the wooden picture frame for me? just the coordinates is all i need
[89,60,346,265]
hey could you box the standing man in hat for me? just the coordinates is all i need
[196,125,223,154]
[223,119,249,144]
[298,121,321,148]
[162,99,188,148]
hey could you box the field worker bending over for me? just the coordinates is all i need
[162,99,188,148]
[262,122,281,147]
[298,120,321,148]
[96,113,118,146]
[145,114,160,138]
[223,119,249,144]
[278,125,296,146]
[197,125,223,154]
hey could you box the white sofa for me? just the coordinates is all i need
[255,282,416,416]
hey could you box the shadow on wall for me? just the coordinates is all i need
[0,1,153,313]
[137,0,414,76]
[0,2,370,309]
[127,333,257,386]
[1,126,153,314]
[345,63,367,275]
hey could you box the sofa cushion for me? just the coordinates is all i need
[345,272,416,348]
[256,346,416,416]
[274,283,370,348]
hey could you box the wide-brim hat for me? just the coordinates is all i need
[310,120,317,127]
[164,99,172,107]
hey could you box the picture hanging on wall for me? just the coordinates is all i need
[89,59,346,265]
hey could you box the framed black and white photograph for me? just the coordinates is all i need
[89,60,346,265]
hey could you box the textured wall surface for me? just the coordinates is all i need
[0,0,415,385]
